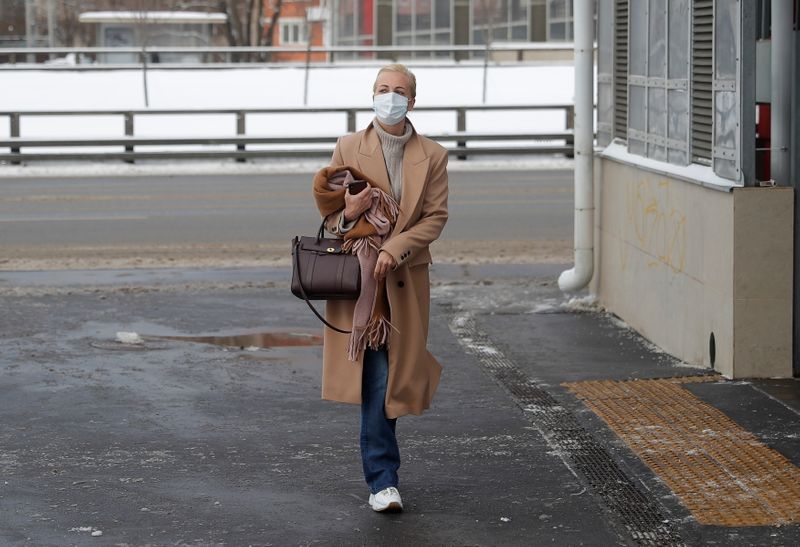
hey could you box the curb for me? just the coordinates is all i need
[0,157,574,178]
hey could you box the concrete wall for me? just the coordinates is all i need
[592,158,794,378]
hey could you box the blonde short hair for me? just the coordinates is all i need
[373,64,417,98]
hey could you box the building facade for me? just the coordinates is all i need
[332,0,580,57]
[7,1,579,60]
[591,0,798,379]
[79,11,228,63]
[263,0,328,62]
[275,0,581,60]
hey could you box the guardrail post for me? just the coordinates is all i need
[236,111,246,163]
[456,108,467,160]
[124,112,134,163]
[565,105,575,159]
[10,113,20,165]
[347,110,356,133]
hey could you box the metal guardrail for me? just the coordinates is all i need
[0,44,576,65]
[0,104,575,163]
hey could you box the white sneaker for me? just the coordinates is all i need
[368,486,403,512]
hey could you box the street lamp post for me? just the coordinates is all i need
[25,0,36,62]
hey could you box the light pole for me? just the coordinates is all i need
[47,0,55,48]
[25,0,36,62]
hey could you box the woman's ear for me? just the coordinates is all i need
[407,97,416,112]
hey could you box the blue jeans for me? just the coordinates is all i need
[360,348,400,494]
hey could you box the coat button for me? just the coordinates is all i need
[398,281,405,288]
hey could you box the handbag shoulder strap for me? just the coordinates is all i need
[293,238,352,335]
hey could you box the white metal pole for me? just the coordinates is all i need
[26,0,35,62]
[558,0,595,292]
[771,0,792,186]
[47,0,55,48]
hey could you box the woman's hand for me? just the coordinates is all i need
[343,185,372,222]
[374,251,397,280]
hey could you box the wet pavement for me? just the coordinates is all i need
[0,264,798,546]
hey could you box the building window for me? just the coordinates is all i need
[544,1,596,44]
[332,0,375,59]
[596,0,615,147]
[601,0,745,181]
[395,0,453,59]
[472,0,529,46]
[547,0,572,41]
[711,0,741,180]
[280,19,308,45]
[627,0,691,166]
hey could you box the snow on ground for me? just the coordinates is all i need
[0,63,577,139]
[0,61,586,175]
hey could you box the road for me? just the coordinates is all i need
[0,169,573,270]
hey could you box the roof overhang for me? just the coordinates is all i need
[79,11,228,25]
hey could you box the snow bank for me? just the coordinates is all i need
[0,64,578,140]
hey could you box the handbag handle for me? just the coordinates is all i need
[316,217,326,242]
[292,236,352,335]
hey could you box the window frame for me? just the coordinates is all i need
[280,18,309,46]
[626,0,692,166]
[603,0,751,185]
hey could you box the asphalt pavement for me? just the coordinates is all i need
[0,264,798,546]
[0,170,573,270]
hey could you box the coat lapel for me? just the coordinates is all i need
[394,132,429,234]
[356,125,392,195]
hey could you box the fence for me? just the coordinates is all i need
[0,44,577,66]
[0,104,575,163]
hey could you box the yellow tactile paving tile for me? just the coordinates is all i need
[563,376,800,526]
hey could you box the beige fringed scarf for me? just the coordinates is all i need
[313,165,400,361]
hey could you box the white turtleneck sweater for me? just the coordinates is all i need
[372,118,413,202]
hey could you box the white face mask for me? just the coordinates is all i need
[373,92,409,125]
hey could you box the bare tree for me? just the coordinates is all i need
[51,0,94,47]
[217,0,283,61]
[133,0,163,106]
[41,0,266,66]
[478,0,501,103]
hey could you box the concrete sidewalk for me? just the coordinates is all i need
[0,264,798,546]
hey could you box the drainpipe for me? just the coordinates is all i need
[771,0,792,186]
[558,0,594,291]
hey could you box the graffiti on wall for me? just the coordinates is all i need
[623,179,687,273]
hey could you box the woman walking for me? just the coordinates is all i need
[312,63,449,512]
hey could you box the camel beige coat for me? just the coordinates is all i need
[317,122,449,419]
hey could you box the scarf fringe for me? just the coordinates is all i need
[347,326,367,362]
[366,316,393,349]
[342,236,380,254]
[346,315,394,362]
[378,191,400,222]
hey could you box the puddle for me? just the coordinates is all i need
[90,340,170,351]
[158,332,323,349]
[90,331,323,352]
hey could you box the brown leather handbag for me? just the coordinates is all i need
[291,219,360,334]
